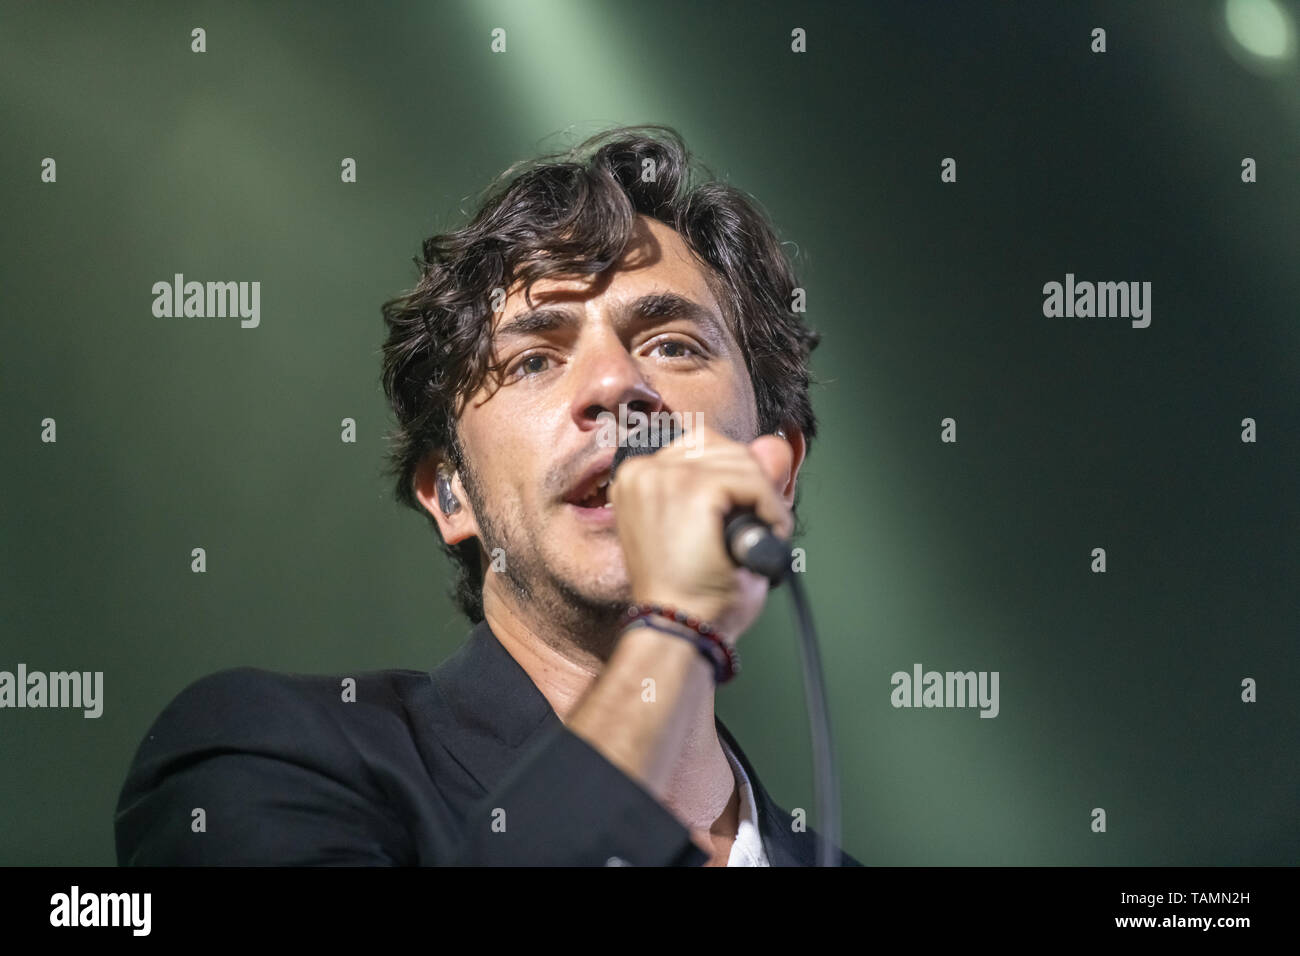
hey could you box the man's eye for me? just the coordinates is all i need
[507,353,551,379]
[650,339,700,359]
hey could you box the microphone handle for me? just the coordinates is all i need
[723,510,792,585]
[611,436,792,584]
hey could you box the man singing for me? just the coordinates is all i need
[115,125,859,866]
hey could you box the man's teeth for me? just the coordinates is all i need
[578,476,613,509]
[579,473,613,509]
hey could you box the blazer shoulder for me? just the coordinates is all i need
[150,664,427,717]
[124,665,432,766]
[115,666,433,865]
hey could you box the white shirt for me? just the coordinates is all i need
[720,736,770,866]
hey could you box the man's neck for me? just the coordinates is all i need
[482,587,739,845]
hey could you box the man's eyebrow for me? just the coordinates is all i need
[493,307,576,343]
[618,292,728,346]
[493,292,728,347]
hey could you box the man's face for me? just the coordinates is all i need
[427,214,760,622]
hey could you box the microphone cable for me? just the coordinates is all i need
[783,570,841,867]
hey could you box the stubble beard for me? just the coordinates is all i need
[460,455,630,662]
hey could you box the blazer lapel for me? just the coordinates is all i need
[420,619,828,865]
[420,619,562,796]
[715,717,816,866]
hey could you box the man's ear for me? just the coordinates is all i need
[776,423,807,505]
[413,452,479,546]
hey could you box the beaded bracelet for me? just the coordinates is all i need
[623,616,739,685]
[622,603,740,684]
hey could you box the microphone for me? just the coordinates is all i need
[609,430,793,585]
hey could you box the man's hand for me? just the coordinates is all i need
[609,421,794,644]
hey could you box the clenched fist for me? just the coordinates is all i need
[609,421,795,645]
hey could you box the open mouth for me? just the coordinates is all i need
[571,473,612,509]
[561,453,617,516]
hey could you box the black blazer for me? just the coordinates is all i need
[115,619,860,866]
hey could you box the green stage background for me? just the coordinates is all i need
[1,0,1297,865]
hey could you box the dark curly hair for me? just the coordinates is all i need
[380,124,821,624]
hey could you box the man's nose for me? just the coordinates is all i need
[569,336,662,430]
